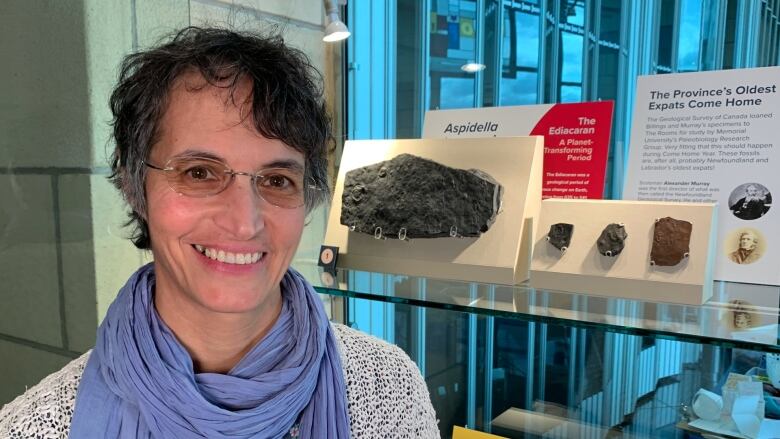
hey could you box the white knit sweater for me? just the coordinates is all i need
[0,324,440,438]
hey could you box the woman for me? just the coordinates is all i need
[0,27,438,438]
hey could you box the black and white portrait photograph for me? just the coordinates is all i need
[728,183,772,220]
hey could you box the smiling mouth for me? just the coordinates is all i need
[193,244,266,265]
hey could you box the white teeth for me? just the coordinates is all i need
[195,245,263,265]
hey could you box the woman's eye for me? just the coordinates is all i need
[185,166,212,180]
[267,175,290,188]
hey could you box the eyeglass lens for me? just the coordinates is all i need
[164,157,306,208]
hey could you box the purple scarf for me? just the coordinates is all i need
[71,263,349,438]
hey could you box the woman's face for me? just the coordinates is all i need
[145,75,306,315]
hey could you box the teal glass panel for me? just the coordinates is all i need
[678,0,703,71]
[560,32,583,83]
[657,0,676,73]
[440,76,476,109]
[514,12,539,67]
[560,0,585,27]
[723,1,738,70]
[429,0,477,110]
[396,0,425,138]
[560,84,582,102]
[500,9,539,106]
[500,71,538,105]
[597,46,619,100]
[599,0,621,44]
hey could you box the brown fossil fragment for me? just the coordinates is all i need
[650,217,692,267]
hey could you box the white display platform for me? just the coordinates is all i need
[324,137,543,284]
[623,66,780,285]
[530,199,717,305]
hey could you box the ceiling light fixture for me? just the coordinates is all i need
[461,62,486,73]
[323,0,350,42]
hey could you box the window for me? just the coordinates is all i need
[500,7,540,106]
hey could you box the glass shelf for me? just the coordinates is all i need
[315,269,780,353]
[315,268,780,438]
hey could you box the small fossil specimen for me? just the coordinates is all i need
[597,223,627,257]
[546,223,574,252]
[650,217,692,266]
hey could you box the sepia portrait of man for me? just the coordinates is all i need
[728,230,762,264]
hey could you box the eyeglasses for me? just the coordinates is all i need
[144,156,314,209]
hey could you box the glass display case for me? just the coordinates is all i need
[315,270,780,438]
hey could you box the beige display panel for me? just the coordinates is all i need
[530,199,717,305]
[324,137,543,284]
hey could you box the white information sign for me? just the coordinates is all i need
[624,66,780,285]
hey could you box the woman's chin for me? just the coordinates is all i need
[195,291,270,315]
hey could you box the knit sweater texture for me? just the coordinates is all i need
[0,324,440,438]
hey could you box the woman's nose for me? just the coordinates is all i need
[214,175,265,239]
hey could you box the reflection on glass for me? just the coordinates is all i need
[722,0,738,69]
[352,0,765,210]
[440,76,476,109]
[512,11,539,68]
[597,46,619,100]
[319,269,780,353]
[657,0,676,73]
[429,0,478,110]
[396,0,424,138]
[500,8,539,106]
[560,32,583,83]
[337,286,775,438]
[756,3,780,66]
[560,0,585,27]
[678,0,703,71]
[560,85,582,102]
[500,72,538,105]
[599,0,621,43]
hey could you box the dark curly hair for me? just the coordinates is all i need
[109,27,332,249]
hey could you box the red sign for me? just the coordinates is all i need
[530,101,614,199]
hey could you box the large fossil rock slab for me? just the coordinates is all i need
[597,223,627,257]
[340,153,502,239]
[546,223,574,252]
[650,217,692,266]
